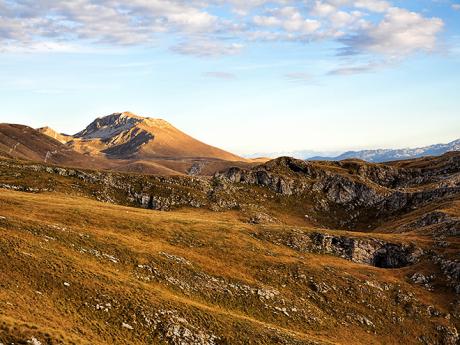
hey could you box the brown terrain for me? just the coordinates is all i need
[0,124,101,168]
[70,112,242,161]
[2,112,257,176]
[0,115,459,344]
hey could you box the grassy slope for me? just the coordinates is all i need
[0,124,99,167]
[0,190,457,344]
[1,124,258,176]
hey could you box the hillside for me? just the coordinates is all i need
[37,126,72,144]
[1,113,255,176]
[1,152,459,233]
[70,112,243,161]
[309,139,460,163]
[1,151,459,343]
[0,124,104,168]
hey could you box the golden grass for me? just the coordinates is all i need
[1,189,457,344]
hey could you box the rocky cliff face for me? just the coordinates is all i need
[395,211,460,237]
[215,155,460,229]
[72,113,155,158]
[252,229,423,268]
[74,112,144,140]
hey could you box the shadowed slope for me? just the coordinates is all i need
[71,112,244,161]
[0,124,102,168]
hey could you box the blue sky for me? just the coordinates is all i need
[0,0,459,154]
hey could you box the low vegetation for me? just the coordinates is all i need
[0,150,459,344]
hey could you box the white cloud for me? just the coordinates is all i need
[328,10,363,28]
[253,6,321,37]
[0,0,446,62]
[354,0,390,13]
[309,2,367,36]
[171,39,244,57]
[0,41,83,53]
[281,11,321,34]
[311,1,338,17]
[349,7,444,56]
[327,60,387,75]
[0,0,221,47]
[253,15,282,27]
[452,4,460,11]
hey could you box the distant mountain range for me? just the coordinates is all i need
[244,150,340,160]
[308,139,460,163]
[2,112,459,174]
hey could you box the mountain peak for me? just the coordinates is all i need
[74,112,144,139]
[68,112,243,161]
[75,112,173,139]
[119,111,141,118]
[119,112,172,128]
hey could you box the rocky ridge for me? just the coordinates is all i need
[2,153,459,232]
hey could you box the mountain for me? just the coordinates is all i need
[69,112,243,161]
[245,150,340,160]
[1,151,459,344]
[309,138,460,162]
[1,112,254,175]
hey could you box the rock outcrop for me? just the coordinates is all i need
[215,155,460,230]
[253,229,423,268]
[2,152,459,233]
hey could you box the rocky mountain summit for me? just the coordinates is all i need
[1,113,254,176]
[72,112,155,158]
[74,112,146,140]
[67,111,244,161]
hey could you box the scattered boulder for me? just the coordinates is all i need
[248,212,276,224]
[436,325,459,345]
[409,272,435,291]
[28,337,42,345]
[122,323,134,330]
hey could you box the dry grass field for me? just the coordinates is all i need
[0,187,458,344]
[0,146,459,344]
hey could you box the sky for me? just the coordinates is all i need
[0,0,459,155]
